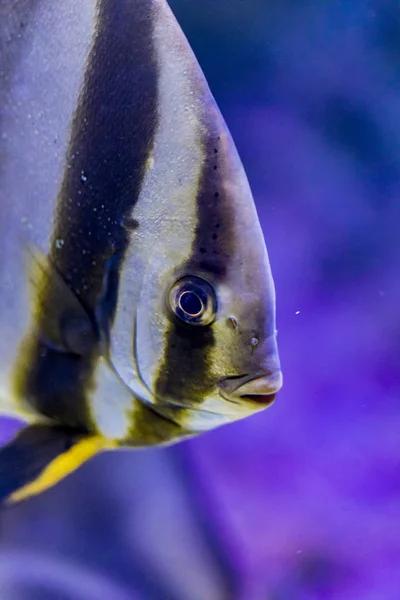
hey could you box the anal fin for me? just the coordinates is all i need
[0,424,116,506]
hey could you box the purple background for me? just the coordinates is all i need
[1,1,399,598]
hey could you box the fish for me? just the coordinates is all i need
[0,0,282,506]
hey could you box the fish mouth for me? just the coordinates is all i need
[240,393,277,406]
[218,370,283,407]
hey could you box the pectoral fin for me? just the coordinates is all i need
[0,424,115,506]
[26,245,98,356]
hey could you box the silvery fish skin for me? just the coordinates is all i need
[0,0,282,501]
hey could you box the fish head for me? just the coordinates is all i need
[128,128,282,434]
[104,0,282,438]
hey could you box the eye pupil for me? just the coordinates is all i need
[179,290,203,317]
[168,276,217,326]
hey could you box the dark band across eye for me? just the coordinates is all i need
[168,276,217,326]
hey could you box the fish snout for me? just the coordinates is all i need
[218,370,283,406]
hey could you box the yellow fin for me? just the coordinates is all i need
[0,425,116,506]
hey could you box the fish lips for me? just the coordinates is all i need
[218,370,283,407]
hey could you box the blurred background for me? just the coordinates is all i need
[1,0,399,598]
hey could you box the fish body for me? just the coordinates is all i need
[0,0,282,504]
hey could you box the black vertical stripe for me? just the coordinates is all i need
[51,0,158,313]
[15,0,159,428]
[154,122,235,406]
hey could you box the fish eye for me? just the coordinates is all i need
[168,276,217,326]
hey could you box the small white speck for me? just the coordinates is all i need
[55,238,64,249]
[251,337,259,347]
[295,311,300,315]
[80,171,87,182]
